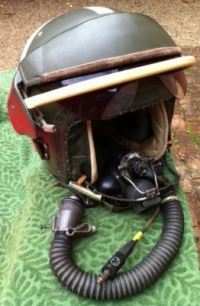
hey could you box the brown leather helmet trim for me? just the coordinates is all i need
[40,47,182,84]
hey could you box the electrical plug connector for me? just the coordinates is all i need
[97,240,138,284]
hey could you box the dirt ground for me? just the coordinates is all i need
[0,0,200,70]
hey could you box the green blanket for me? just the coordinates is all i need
[0,70,200,306]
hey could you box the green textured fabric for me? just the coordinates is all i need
[0,70,200,306]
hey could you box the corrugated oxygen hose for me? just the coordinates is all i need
[49,197,184,300]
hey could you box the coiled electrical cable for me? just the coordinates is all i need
[49,195,184,300]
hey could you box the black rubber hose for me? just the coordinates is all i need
[50,199,184,300]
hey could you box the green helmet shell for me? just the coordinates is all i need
[19,7,178,87]
[8,7,188,184]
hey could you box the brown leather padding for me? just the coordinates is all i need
[117,102,169,160]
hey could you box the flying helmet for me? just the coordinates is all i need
[7,6,194,185]
[7,7,196,300]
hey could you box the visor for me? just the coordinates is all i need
[59,70,186,120]
[29,68,187,121]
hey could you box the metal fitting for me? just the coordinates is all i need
[52,196,85,232]
[161,195,179,205]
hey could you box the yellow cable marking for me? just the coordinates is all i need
[133,231,143,241]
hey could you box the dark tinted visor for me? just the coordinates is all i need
[60,81,139,120]
[29,68,186,120]
[59,70,186,120]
